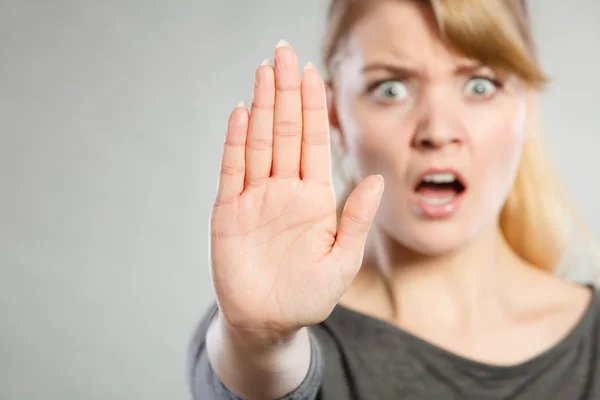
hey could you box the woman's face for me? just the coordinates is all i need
[330,1,531,255]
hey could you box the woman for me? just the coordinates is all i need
[190,0,600,399]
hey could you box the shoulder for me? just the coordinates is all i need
[538,280,599,346]
[535,277,595,333]
[590,285,600,322]
[514,265,593,322]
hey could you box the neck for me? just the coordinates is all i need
[364,224,526,328]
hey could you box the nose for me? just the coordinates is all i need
[412,98,462,151]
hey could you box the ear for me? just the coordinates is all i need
[325,80,339,129]
[527,90,535,118]
[326,81,347,151]
[524,90,535,139]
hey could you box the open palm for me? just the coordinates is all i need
[210,41,384,339]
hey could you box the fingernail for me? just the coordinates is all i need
[303,61,316,71]
[236,101,247,109]
[275,39,291,49]
[260,58,272,66]
[375,174,385,189]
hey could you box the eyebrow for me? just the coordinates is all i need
[362,62,488,77]
[362,63,417,77]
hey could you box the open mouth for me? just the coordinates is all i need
[414,172,466,206]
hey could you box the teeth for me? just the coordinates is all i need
[423,173,456,184]
[417,194,455,205]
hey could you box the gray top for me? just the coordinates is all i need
[189,285,600,399]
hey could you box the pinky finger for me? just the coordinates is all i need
[216,102,249,205]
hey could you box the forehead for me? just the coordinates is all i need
[345,1,471,69]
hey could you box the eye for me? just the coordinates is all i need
[372,80,409,101]
[464,77,498,98]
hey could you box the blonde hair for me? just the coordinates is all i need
[322,0,599,278]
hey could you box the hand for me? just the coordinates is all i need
[210,40,384,344]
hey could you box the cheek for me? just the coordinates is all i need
[463,93,528,142]
[468,98,528,204]
[343,104,412,180]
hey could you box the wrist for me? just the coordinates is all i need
[217,310,302,351]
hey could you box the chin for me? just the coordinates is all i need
[384,217,477,257]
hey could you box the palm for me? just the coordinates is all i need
[212,178,338,328]
[210,42,383,336]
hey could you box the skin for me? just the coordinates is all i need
[331,2,591,365]
[206,2,591,398]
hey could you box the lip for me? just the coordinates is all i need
[410,167,468,218]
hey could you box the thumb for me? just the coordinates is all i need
[332,174,384,258]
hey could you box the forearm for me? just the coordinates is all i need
[205,311,312,400]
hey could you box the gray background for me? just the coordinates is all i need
[1,1,599,399]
